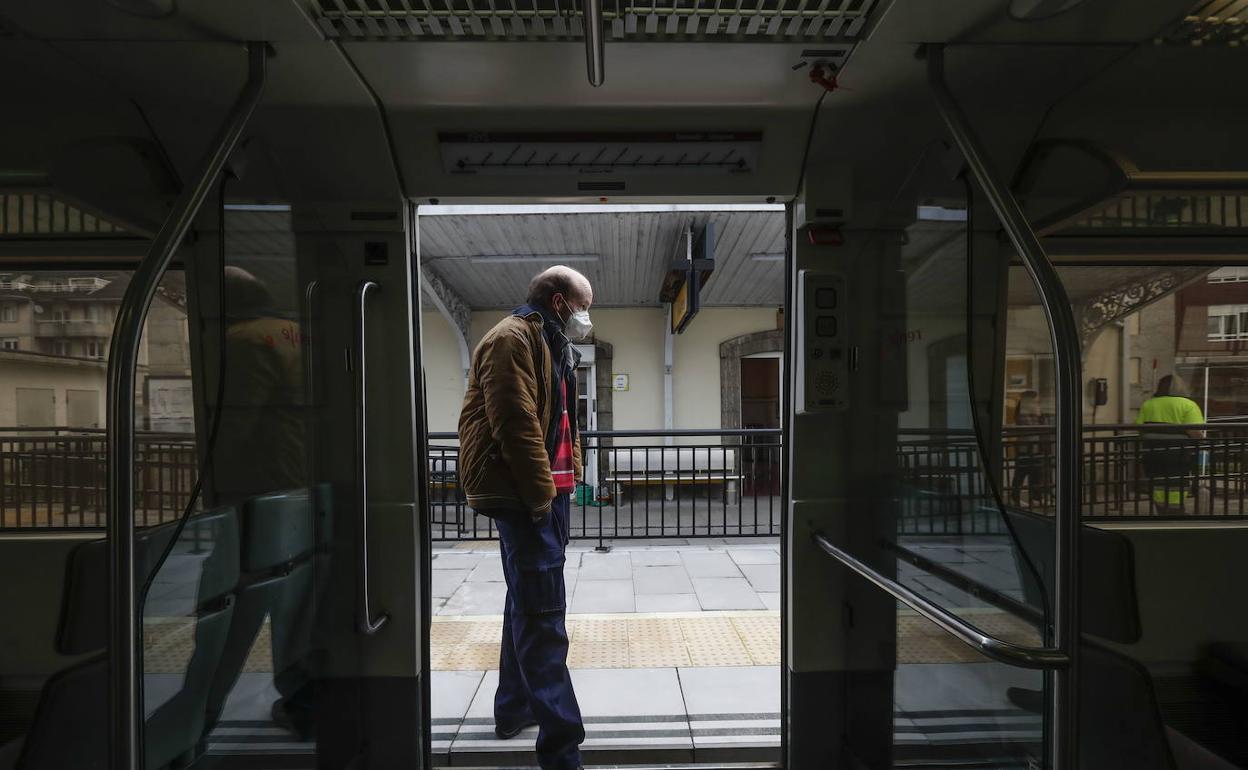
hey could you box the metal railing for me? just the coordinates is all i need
[7,423,1248,536]
[6,421,1248,535]
[430,428,784,548]
[898,423,1248,534]
[0,427,195,529]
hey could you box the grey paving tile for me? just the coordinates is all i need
[681,551,742,578]
[679,665,780,715]
[613,538,691,548]
[432,552,487,571]
[739,564,780,593]
[728,548,780,565]
[631,550,684,567]
[636,594,703,613]
[455,668,693,754]
[895,663,1041,713]
[218,672,280,722]
[462,670,502,719]
[466,558,506,583]
[432,670,486,721]
[432,569,470,599]
[758,592,781,611]
[440,582,508,615]
[909,550,985,567]
[691,577,765,610]
[579,667,688,716]
[633,565,695,595]
[909,577,981,608]
[569,579,635,613]
[579,552,633,580]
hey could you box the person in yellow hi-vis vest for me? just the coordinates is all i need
[1135,374,1205,514]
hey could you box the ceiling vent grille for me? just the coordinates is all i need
[0,193,128,238]
[312,0,876,43]
[1159,0,1247,46]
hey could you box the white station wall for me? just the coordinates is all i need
[673,307,779,429]
[423,307,779,433]
[420,312,467,433]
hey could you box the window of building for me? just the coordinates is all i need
[1,304,16,322]
[52,340,71,356]
[85,305,100,322]
[51,307,70,322]
[1208,267,1248,283]
[86,341,105,359]
[1,338,18,350]
[1208,305,1248,341]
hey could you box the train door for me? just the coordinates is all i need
[107,48,428,770]
[785,48,1084,769]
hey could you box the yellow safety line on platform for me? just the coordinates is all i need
[140,608,1038,674]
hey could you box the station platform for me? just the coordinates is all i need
[203,659,1040,767]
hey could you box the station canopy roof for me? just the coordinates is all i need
[219,203,1220,317]
[417,205,785,310]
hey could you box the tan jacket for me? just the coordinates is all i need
[457,310,582,517]
[213,316,307,504]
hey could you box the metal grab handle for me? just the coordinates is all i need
[813,532,1069,669]
[928,44,1081,770]
[106,41,268,770]
[354,280,389,635]
[302,280,318,409]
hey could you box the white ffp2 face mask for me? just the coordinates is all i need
[565,309,593,341]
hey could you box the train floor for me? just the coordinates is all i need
[199,661,1040,767]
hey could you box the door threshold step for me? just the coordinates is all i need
[446,764,780,770]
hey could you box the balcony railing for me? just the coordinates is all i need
[34,319,112,337]
[4,424,1246,538]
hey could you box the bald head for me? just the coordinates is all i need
[526,265,593,312]
[223,265,271,317]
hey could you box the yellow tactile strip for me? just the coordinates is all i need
[142,616,272,674]
[897,610,1041,664]
[139,608,1040,674]
[431,612,780,670]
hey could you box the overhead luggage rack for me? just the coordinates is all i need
[311,0,876,43]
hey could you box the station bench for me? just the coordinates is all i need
[605,446,741,502]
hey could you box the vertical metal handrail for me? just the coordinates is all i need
[354,280,389,635]
[106,42,267,770]
[928,44,1082,770]
[583,0,605,86]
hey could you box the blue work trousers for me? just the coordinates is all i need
[493,495,584,770]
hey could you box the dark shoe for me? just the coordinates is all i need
[494,718,538,739]
[271,697,314,741]
[1006,686,1044,714]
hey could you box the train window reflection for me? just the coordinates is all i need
[0,269,194,529]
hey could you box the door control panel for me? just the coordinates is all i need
[797,270,849,413]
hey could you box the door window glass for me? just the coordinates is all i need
[0,269,194,530]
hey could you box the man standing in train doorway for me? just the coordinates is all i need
[458,265,592,770]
